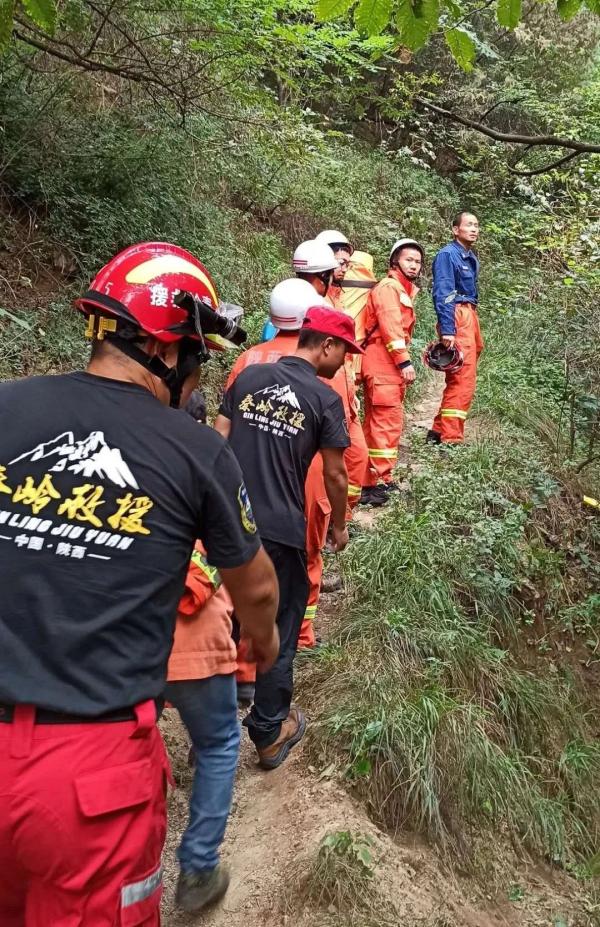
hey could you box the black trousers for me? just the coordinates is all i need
[244,539,308,749]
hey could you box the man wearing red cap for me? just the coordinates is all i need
[215,306,363,769]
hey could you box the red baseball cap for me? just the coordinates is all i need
[301,305,364,354]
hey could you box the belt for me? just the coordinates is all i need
[0,700,162,725]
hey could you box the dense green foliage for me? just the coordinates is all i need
[0,0,599,911]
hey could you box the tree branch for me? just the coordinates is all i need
[13,27,164,87]
[509,150,580,176]
[478,97,526,123]
[575,454,600,474]
[416,98,600,155]
[451,0,495,29]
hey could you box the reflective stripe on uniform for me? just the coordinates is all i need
[304,605,317,621]
[385,339,406,352]
[190,550,221,590]
[440,408,467,420]
[347,482,362,498]
[368,448,398,459]
[122,865,163,908]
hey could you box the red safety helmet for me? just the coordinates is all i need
[75,243,246,407]
[423,340,464,373]
[75,241,220,343]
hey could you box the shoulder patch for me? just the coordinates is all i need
[238,483,257,535]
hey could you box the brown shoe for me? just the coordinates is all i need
[257,708,306,770]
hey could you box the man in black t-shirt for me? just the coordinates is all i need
[0,242,279,925]
[216,306,363,770]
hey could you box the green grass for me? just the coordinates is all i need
[303,830,377,913]
[304,425,600,872]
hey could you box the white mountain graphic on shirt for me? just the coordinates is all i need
[255,384,301,409]
[10,430,139,490]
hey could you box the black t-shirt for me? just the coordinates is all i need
[0,372,260,714]
[220,356,349,549]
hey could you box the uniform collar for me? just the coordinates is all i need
[388,267,419,298]
[450,239,474,260]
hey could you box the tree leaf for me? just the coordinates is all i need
[316,0,356,21]
[0,0,15,51]
[557,0,583,19]
[22,0,57,33]
[442,0,463,18]
[496,0,522,28]
[445,26,476,70]
[396,0,433,50]
[415,0,440,28]
[354,0,392,35]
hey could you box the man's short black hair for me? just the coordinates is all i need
[184,389,207,423]
[298,329,346,351]
[452,210,478,228]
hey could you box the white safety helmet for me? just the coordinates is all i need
[269,278,327,331]
[315,229,354,254]
[292,239,339,275]
[390,238,424,265]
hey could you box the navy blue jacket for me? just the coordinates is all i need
[431,240,479,335]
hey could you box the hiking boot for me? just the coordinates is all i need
[385,481,400,493]
[237,682,255,708]
[426,429,442,445]
[358,486,371,506]
[359,485,389,508]
[176,864,230,912]
[370,485,390,507]
[256,707,306,771]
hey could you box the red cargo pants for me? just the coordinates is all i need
[0,701,170,927]
[362,341,406,486]
[432,303,484,443]
[299,455,331,649]
[345,411,369,512]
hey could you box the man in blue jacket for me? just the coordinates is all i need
[429,211,484,444]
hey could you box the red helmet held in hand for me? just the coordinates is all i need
[423,341,464,373]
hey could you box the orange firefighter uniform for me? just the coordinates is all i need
[362,268,418,485]
[327,283,345,312]
[431,240,483,443]
[167,546,236,683]
[431,303,483,442]
[325,292,369,511]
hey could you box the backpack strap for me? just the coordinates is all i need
[340,279,376,290]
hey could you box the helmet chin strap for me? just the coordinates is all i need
[108,333,207,408]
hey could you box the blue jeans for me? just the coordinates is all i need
[165,674,240,873]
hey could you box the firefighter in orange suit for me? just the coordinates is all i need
[314,231,369,512]
[232,278,331,699]
[429,211,483,445]
[315,229,352,311]
[361,238,423,507]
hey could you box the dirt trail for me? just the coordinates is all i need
[161,376,581,927]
